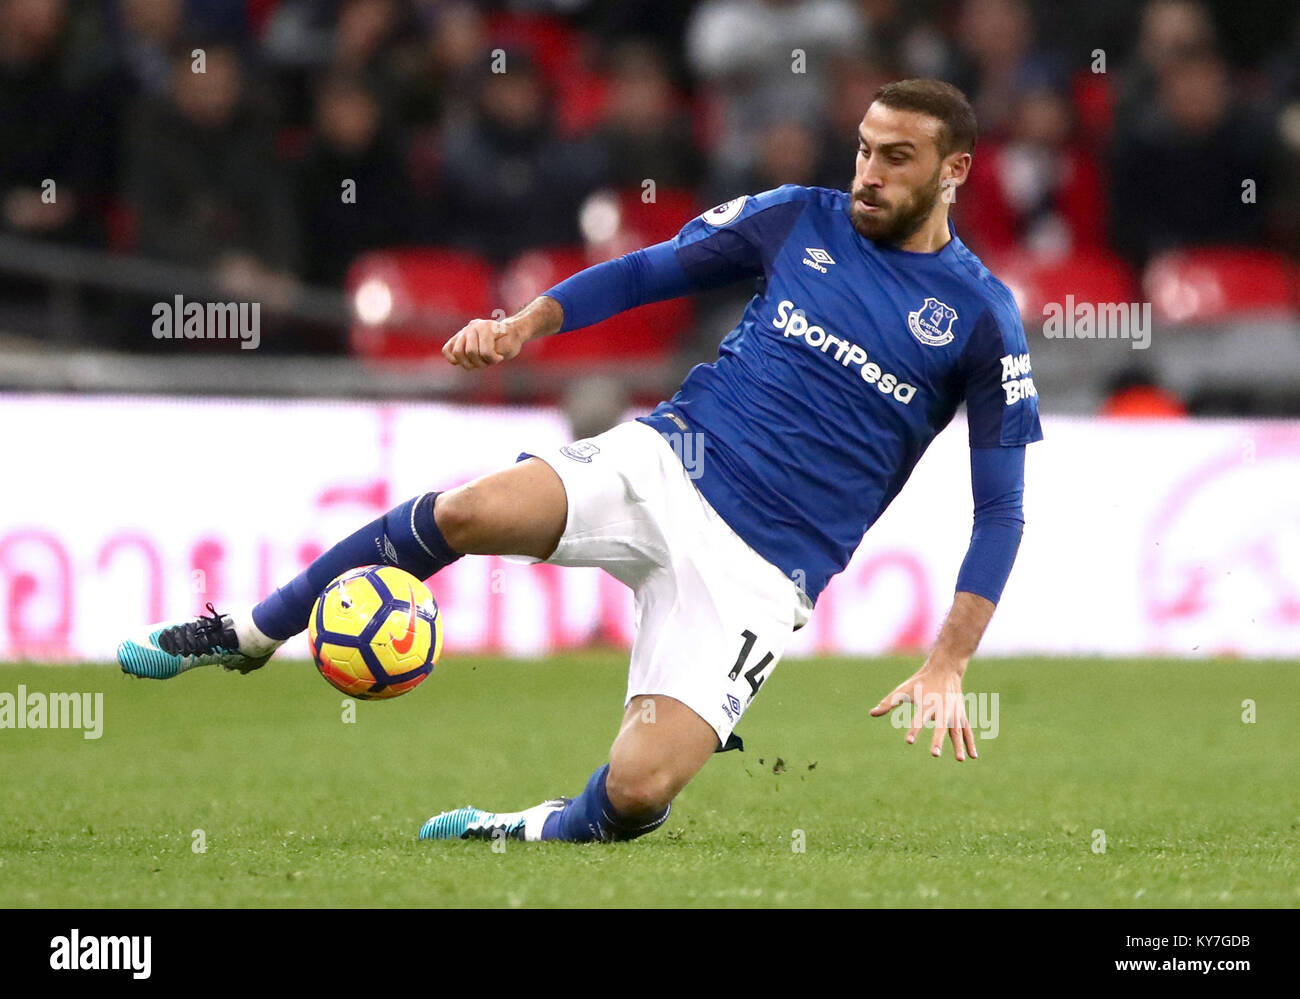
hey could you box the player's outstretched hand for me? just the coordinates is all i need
[443,317,529,370]
[869,659,978,761]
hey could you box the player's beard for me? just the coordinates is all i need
[850,165,944,245]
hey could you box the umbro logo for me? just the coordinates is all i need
[802,247,835,274]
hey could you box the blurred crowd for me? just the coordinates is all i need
[1,0,1299,357]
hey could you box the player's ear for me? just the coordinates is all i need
[944,151,972,189]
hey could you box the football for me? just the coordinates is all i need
[307,565,442,700]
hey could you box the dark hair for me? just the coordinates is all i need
[870,79,978,157]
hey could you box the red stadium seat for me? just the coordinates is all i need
[498,247,588,316]
[616,187,700,245]
[1144,248,1297,324]
[345,249,495,360]
[987,250,1139,321]
[498,246,692,362]
[568,187,701,264]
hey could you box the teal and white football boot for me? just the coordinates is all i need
[117,603,276,679]
[419,799,569,843]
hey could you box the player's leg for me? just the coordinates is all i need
[418,592,797,846]
[535,694,719,841]
[607,695,718,815]
[516,463,811,842]
[518,586,797,843]
[418,422,810,844]
[418,693,718,843]
[251,457,567,643]
[429,458,566,558]
[116,457,567,678]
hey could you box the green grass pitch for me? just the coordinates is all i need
[1,654,1297,908]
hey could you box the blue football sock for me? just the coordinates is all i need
[540,763,671,842]
[252,492,460,640]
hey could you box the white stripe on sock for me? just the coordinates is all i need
[410,492,440,562]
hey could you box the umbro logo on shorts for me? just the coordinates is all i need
[560,442,601,463]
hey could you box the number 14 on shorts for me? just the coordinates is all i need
[728,629,776,703]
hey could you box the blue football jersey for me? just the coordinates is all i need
[637,184,1044,602]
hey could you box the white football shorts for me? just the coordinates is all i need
[519,419,812,745]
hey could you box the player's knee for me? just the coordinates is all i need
[433,485,483,553]
[605,763,676,818]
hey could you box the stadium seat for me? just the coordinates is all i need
[498,246,692,362]
[498,247,587,316]
[1143,248,1297,324]
[616,186,700,245]
[987,250,1139,321]
[345,248,495,360]
[570,186,701,265]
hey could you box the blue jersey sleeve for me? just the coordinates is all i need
[544,242,693,333]
[669,185,809,286]
[543,186,811,333]
[959,292,1044,448]
[954,444,1026,604]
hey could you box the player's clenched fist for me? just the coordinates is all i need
[442,296,565,371]
[443,317,526,370]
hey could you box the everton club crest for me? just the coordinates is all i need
[907,297,958,347]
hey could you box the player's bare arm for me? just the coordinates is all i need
[869,590,994,761]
